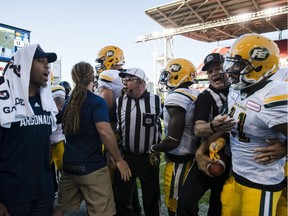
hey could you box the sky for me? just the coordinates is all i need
[0,0,286,85]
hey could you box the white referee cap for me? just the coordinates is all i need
[119,67,148,82]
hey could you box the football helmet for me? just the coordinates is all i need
[59,81,71,99]
[95,45,125,74]
[222,34,280,90]
[158,58,196,91]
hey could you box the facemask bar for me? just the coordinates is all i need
[158,69,171,92]
[95,58,106,74]
[221,55,255,87]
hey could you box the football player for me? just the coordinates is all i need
[58,81,71,100]
[95,45,125,107]
[152,58,200,216]
[220,33,287,216]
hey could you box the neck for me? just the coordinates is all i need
[29,84,38,97]
[87,81,94,91]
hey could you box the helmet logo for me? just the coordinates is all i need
[106,50,114,57]
[169,64,181,72]
[250,47,269,61]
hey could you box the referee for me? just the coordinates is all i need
[111,67,162,216]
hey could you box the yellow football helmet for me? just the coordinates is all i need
[158,58,196,91]
[222,34,280,90]
[95,45,125,74]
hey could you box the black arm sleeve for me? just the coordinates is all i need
[194,92,213,122]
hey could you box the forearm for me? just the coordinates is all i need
[97,122,122,162]
[102,133,122,162]
[152,136,180,152]
[195,115,235,137]
[195,121,215,137]
[196,138,210,156]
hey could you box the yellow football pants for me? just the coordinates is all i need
[51,140,65,170]
[221,175,282,216]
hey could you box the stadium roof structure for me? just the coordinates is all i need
[136,0,288,43]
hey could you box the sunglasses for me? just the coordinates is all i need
[122,78,139,83]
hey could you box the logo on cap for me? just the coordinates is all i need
[206,55,214,63]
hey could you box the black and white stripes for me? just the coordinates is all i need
[116,91,162,154]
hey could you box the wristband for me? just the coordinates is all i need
[168,135,181,142]
[210,121,217,133]
[150,145,156,153]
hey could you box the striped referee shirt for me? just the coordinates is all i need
[115,90,162,154]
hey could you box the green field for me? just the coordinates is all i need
[0,27,14,49]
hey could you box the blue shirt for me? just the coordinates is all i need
[0,94,54,204]
[63,91,110,175]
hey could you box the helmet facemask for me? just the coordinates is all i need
[158,69,171,92]
[221,54,256,90]
[95,57,106,74]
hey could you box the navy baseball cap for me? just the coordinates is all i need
[201,53,224,71]
[33,45,57,63]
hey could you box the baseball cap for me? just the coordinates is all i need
[33,45,57,63]
[119,67,148,82]
[201,53,224,71]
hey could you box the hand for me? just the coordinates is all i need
[0,203,10,216]
[195,149,214,177]
[149,152,160,166]
[116,159,131,182]
[149,145,160,166]
[254,138,287,164]
[106,151,117,169]
[212,114,235,133]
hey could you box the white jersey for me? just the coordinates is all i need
[164,88,200,156]
[228,80,288,185]
[98,69,123,99]
[270,68,288,82]
[50,123,65,144]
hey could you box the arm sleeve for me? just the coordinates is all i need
[259,81,288,128]
[194,92,212,122]
[92,98,110,123]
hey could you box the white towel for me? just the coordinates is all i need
[0,44,58,130]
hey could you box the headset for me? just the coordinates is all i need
[129,79,142,92]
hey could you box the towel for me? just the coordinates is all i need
[0,44,58,130]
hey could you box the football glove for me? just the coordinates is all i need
[209,138,226,161]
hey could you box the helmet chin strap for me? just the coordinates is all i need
[231,76,247,90]
[230,63,259,90]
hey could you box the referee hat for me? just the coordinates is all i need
[119,67,148,82]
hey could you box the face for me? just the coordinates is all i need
[30,58,50,89]
[206,63,227,89]
[121,75,140,97]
